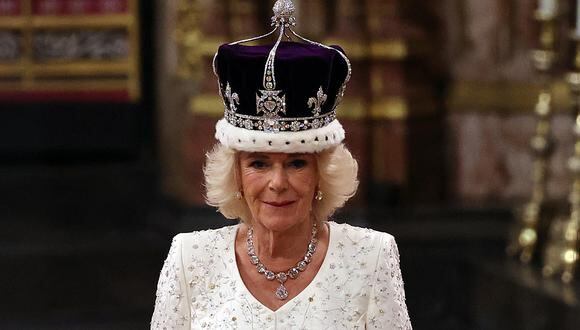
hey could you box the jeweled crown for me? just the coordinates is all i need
[212,0,351,153]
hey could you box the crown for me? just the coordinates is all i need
[212,0,351,153]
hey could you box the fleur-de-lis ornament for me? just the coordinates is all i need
[308,86,327,117]
[225,82,239,113]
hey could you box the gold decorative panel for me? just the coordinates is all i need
[0,0,140,102]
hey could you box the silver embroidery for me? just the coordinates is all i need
[308,86,327,117]
[254,24,288,133]
[223,83,336,133]
[224,82,240,113]
[151,223,412,329]
[332,84,347,111]
[256,89,286,132]
[224,110,335,132]
[263,57,276,90]
[213,0,352,136]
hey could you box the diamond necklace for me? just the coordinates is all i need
[246,223,318,300]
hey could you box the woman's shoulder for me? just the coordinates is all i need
[328,221,395,243]
[172,224,239,246]
[326,221,400,273]
[327,221,397,258]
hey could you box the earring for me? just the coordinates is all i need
[234,191,243,200]
[315,190,323,201]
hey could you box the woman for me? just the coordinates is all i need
[152,1,411,328]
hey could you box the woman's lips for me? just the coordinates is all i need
[264,200,295,207]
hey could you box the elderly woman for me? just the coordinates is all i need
[151,1,411,329]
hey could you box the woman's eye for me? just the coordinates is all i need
[289,159,307,168]
[249,160,267,169]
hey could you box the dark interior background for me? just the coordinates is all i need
[1,0,579,329]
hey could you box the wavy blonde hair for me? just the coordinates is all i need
[204,143,358,224]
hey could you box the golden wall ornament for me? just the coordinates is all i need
[542,35,580,283]
[0,0,141,101]
[175,0,202,81]
[506,8,559,264]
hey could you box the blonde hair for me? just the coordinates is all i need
[204,143,359,224]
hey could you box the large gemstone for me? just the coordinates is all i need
[265,270,276,280]
[263,118,280,133]
[264,100,277,111]
[250,255,259,265]
[265,118,276,126]
[276,272,288,283]
[308,243,316,253]
[288,267,299,279]
[257,264,266,273]
[275,284,289,300]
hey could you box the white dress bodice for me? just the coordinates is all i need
[151,221,412,329]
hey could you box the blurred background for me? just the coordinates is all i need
[1,0,580,329]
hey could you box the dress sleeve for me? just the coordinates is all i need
[151,234,191,330]
[366,234,412,329]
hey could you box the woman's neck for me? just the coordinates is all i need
[248,219,316,270]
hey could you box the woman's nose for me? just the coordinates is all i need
[268,165,289,192]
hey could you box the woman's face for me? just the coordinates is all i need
[239,152,318,232]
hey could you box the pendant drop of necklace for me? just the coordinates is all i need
[246,223,318,300]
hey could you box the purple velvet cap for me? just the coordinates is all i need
[213,41,351,153]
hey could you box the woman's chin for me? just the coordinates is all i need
[254,206,309,232]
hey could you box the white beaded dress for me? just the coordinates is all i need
[151,221,412,329]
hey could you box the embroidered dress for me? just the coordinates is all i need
[151,221,412,329]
